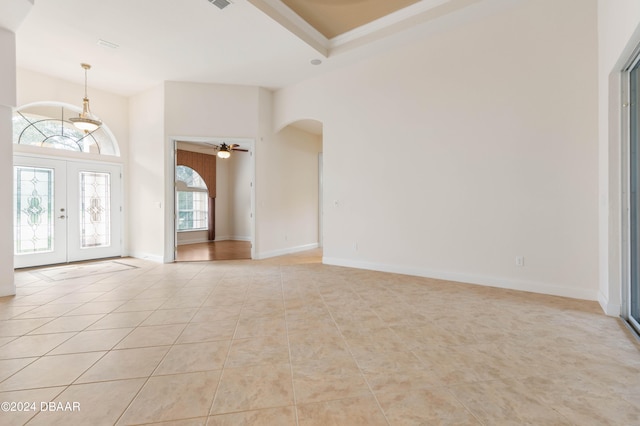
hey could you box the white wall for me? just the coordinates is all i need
[0,29,16,107]
[0,28,16,295]
[597,0,640,314]
[164,82,259,137]
[128,85,165,261]
[274,0,599,300]
[215,156,231,240]
[0,0,31,296]
[215,153,251,241]
[229,151,252,240]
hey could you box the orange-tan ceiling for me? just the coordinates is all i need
[280,0,421,39]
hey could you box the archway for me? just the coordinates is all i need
[275,118,324,252]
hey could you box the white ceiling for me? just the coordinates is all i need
[14,0,498,97]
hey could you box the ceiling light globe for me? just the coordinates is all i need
[69,117,101,132]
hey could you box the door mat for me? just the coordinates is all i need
[29,260,138,282]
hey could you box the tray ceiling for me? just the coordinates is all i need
[280,0,420,39]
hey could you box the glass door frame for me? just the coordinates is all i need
[66,161,123,262]
[624,53,640,334]
[13,153,123,268]
[13,156,68,268]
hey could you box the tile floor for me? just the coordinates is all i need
[0,250,639,425]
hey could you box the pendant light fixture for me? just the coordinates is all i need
[69,63,102,132]
[217,143,231,159]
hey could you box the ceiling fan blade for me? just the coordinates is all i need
[200,142,218,148]
[232,148,248,152]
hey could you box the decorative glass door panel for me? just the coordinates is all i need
[15,167,54,253]
[80,172,111,248]
[66,162,121,262]
[14,156,122,268]
[13,157,67,268]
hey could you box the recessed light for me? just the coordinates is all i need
[310,59,322,66]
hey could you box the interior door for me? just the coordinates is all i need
[14,157,68,268]
[14,156,122,268]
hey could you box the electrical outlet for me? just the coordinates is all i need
[515,256,524,267]
[353,242,358,252]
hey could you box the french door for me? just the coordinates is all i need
[13,156,122,268]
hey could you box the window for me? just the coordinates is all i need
[176,166,208,231]
[13,103,119,156]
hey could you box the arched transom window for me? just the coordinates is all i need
[13,103,119,156]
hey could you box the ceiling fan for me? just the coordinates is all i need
[208,142,248,159]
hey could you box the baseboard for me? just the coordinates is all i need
[322,257,599,302]
[178,236,252,245]
[214,236,252,242]
[177,238,209,246]
[127,251,164,264]
[256,243,318,260]
[598,290,622,317]
[0,284,16,297]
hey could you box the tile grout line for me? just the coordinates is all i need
[206,269,250,419]
[280,268,300,426]
[65,272,175,424]
[107,270,211,425]
[317,275,392,426]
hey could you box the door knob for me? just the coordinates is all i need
[58,215,66,219]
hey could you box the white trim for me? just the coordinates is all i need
[620,40,640,323]
[598,290,622,317]
[622,66,632,322]
[177,236,209,246]
[256,243,318,260]
[13,144,123,165]
[13,145,114,164]
[329,0,450,49]
[247,0,328,56]
[128,251,164,263]
[214,236,251,242]
[323,257,599,302]
[248,0,509,57]
[318,153,323,248]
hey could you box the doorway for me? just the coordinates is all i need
[172,139,255,262]
[14,155,122,268]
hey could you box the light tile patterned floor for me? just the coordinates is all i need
[0,250,639,425]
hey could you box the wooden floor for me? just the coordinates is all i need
[176,240,251,262]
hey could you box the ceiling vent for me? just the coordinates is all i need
[209,0,231,10]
